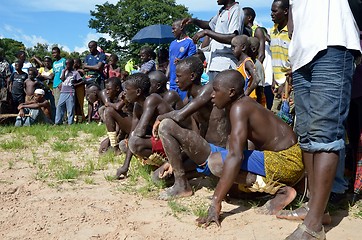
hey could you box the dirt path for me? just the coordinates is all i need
[0,132,361,240]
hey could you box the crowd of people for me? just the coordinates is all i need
[0,0,361,239]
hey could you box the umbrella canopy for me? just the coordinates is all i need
[131,24,175,44]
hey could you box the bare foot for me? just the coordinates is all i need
[285,224,325,240]
[158,179,193,200]
[115,165,128,180]
[257,186,296,215]
[276,203,332,225]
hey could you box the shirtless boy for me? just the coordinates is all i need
[24,67,42,102]
[192,70,304,227]
[148,70,184,110]
[153,56,230,199]
[103,77,132,154]
[115,73,178,179]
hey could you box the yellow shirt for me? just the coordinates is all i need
[270,24,290,85]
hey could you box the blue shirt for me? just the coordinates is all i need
[53,58,66,88]
[84,51,106,78]
[169,37,196,88]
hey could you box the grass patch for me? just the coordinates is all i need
[168,200,190,217]
[0,139,26,150]
[51,141,77,152]
[8,160,15,169]
[84,177,95,185]
[350,200,362,218]
[192,203,209,219]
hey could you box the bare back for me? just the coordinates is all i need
[230,96,297,152]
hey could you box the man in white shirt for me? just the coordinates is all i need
[284,1,361,239]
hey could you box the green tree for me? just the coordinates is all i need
[89,0,195,64]
[0,38,25,63]
[26,43,51,60]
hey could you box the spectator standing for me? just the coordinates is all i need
[269,0,290,114]
[285,1,361,239]
[168,19,197,100]
[51,47,66,107]
[182,0,244,81]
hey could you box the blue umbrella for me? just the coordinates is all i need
[131,24,175,44]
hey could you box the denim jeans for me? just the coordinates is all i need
[15,108,51,126]
[55,92,75,125]
[293,46,355,152]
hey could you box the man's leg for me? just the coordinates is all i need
[158,118,211,200]
[65,93,75,125]
[55,93,66,125]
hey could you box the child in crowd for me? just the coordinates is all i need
[37,56,54,90]
[194,49,209,85]
[55,58,82,125]
[148,70,184,110]
[24,67,42,102]
[139,46,156,74]
[248,37,265,105]
[9,61,28,111]
[231,35,260,98]
[115,73,175,178]
[73,58,86,123]
[104,54,121,78]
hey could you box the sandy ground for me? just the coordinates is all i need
[0,131,361,240]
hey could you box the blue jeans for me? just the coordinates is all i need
[293,46,355,152]
[15,108,51,126]
[55,92,75,125]
[332,147,349,194]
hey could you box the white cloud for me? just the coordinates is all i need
[74,32,113,53]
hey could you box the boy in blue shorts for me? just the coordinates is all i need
[155,69,304,225]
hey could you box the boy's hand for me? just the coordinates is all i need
[158,162,173,178]
[152,119,161,139]
[196,202,221,228]
[19,109,25,117]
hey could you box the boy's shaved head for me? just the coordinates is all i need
[232,35,250,48]
[177,56,204,82]
[214,70,245,96]
[249,37,260,51]
[125,72,151,95]
[148,70,168,86]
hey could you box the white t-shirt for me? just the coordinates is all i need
[207,3,244,72]
[289,0,361,71]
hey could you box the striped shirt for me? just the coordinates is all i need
[270,24,290,85]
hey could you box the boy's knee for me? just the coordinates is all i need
[128,135,141,155]
[159,118,176,135]
[207,152,223,177]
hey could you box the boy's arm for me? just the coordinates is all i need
[244,61,260,96]
[158,84,212,123]
[19,100,49,109]
[133,97,158,138]
[60,69,66,81]
[116,105,141,178]
[254,28,266,63]
[198,104,247,226]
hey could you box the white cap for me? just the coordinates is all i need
[34,89,45,95]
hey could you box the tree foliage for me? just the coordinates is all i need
[89,0,195,63]
[0,38,25,63]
